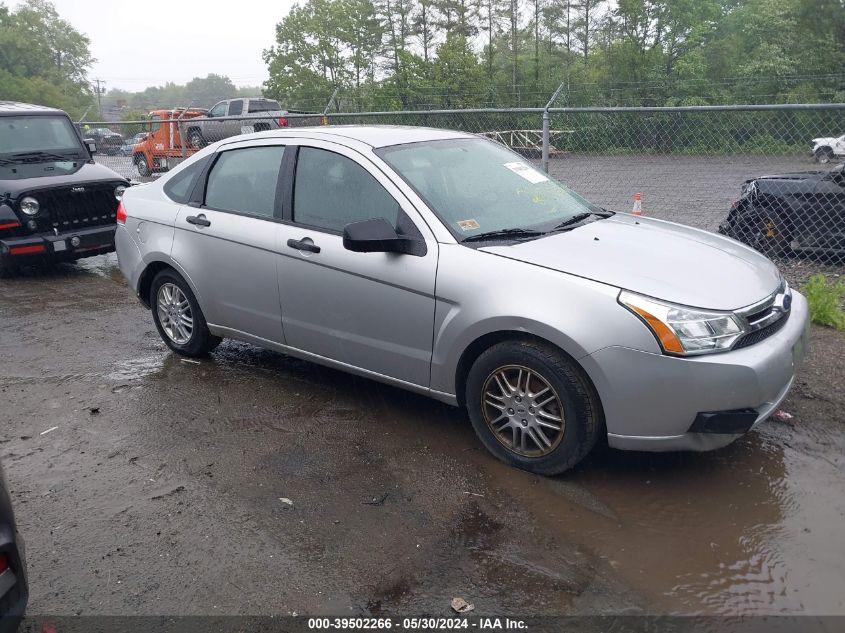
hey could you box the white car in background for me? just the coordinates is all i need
[812,133,845,163]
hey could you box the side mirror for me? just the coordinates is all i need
[85,140,97,155]
[343,218,426,256]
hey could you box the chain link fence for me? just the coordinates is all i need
[83,103,845,276]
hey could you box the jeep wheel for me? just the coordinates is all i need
[134,154,151,177]
[814,148,833,164]
[0,261,19,278]
[465,340,602,475]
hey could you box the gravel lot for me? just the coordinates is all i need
[1,150,838,619]
[1,251,844,618]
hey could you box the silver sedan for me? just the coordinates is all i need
[115,126,809,474]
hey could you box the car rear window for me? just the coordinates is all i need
[163,157,208,203]
[248,100,281,113]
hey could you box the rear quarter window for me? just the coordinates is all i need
[163,157,208,203]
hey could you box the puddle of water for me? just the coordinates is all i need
[105,355,166,381]
[73,253,124,282]
[482,425,845,615]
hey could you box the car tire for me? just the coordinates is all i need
[465,340,602,475]
[0,262,19,278]
[188,130,205,149]
[150,269,221,357]
[135,154,151,177]
[737,212,789,256]
[814,148,833,164]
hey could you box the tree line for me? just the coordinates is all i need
[2,0,844,120]
[262,0,845,111]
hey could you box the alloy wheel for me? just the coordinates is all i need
[156,283,193,345]
[481,365,565,458]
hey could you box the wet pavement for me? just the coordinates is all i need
[1,254,844,616]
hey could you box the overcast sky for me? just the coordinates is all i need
[9,0,298,90]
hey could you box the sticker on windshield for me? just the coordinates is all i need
[457,219,481,231]
[504,161,548,184]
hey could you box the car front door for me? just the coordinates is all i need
[172,141,288,345]
[275,141,439,388]
[226,99,245,138]
[204,101,228,143]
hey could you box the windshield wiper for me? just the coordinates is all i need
[462,227,547,243]
[7,150,79,163]
[550,210,613,232]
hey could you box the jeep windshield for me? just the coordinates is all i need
[0,115,87,161]
[376,137,607,241]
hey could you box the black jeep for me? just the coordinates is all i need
[0,101,129,275]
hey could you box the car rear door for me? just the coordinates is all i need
[274,140,439,388]
[171,140,288,344]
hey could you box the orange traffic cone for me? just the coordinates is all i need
[632,192,643,216]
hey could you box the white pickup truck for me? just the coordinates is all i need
[812,133,845,164]
[185,97,298,148]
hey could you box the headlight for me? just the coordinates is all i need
[20,196,40,216]
[619,291,745,356]
[114,185,127,200]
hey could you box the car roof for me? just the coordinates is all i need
[258,125,476,149]
[0,101,69,117]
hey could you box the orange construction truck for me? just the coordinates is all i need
[132,108,207,177]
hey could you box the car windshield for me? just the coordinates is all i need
[377,137,601,240]
[0,115,85,157]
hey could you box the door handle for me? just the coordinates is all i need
[287,238,320,253]
[186,214,211,227]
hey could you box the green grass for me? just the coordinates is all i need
[802,274,845,330]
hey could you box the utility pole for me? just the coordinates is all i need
[93,79,105,119]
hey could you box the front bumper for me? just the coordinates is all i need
[0,224,116,264]
[581,291,810,452]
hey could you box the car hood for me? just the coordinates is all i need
[744,169,835,195]
[0,160,126,194]
[812,137,837,144]
[480,215,781,310]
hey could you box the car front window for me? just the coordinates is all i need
[377,138,599,239]
[0,115,85,156]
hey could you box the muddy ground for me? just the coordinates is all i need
[0,254,843,617]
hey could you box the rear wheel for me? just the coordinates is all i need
[465,340,602,475]
[134,154,151,177]
[150,269,221,357]
[188,130,205,149]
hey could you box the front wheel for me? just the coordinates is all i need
[134,154,151,177]
[736,212,789,256]
[465,340,602,475]
[150,269,221,357]
[814,148,833,164]
[0,262,19,278]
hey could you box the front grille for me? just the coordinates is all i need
[734,311,789,349]
[39,186,118,230]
